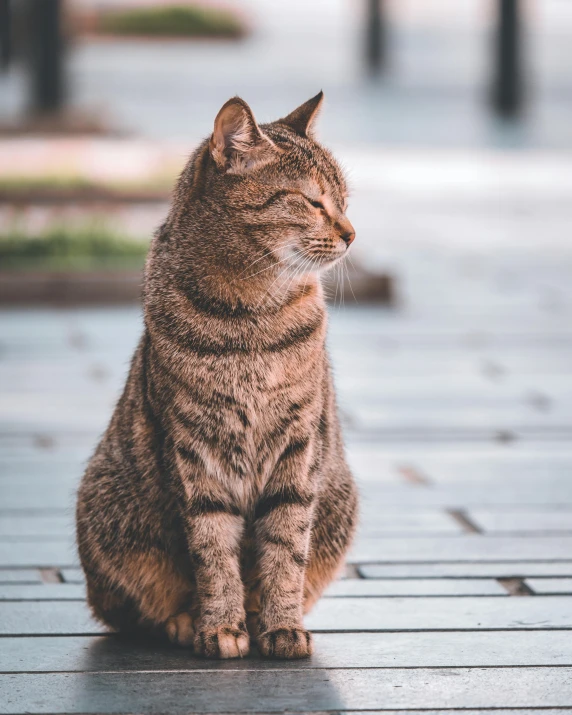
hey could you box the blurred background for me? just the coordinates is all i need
[1,0,572,494]
[1,0,571,293]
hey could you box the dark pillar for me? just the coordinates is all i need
[27,0,66,113]
[0,0,10,70]
[492,0,523,116]
[365,0,387,74]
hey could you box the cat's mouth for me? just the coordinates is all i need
[287,246,349,273]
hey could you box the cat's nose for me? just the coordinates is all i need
[337,217,355,247]
[341,230,355,246]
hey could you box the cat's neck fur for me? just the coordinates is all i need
[147,217,324,320]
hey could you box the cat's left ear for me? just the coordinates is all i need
[210,97,276,173]
[279,91,324,138]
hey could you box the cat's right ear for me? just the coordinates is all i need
[279,91,324,138]
[210,97,276,174]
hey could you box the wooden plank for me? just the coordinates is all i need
[0,459,85,480]
[0,438,94,464]
[3,596,572,636]
[346,426,572,442]
[346,444,572,468]
[348,446,572,485]
[359,562,572,579]
[337,375,540,400]
[328,451,403,483]
[0,515,73,539]
[0,362,124,393]
[324,578,506,597]
[357,510,462,535]
[350,404,571,433]
[0,542,77,568]
[469,509,572,534]
[0,584,85,600]
[350,535,572,563]
[330,351,484,378]
[0,482,78,511]
[2,630,572,673]
[0,569,42,584]
[0,409,111,438]
[0,601,100,635]
[328,313,572,341]
[0,466,81,482]
[414,457,572,484]
[305,596,572,632]
[60,568,84,584]
[358,483,572,507]
[1,668,572,713]
[527,578,572,595]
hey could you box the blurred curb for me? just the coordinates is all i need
[0,270,143,305]
[0,187,168,204]
[323,264,396,306]
[0,263,395,307]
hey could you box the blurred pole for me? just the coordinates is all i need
[492,0,523,117]
[365,0,387,74]
[27,0,66,113]
[0,0,10,71]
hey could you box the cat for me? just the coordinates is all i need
[76,92,358,660]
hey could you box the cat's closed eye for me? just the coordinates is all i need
[307,198,325,210]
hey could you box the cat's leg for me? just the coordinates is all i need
[177,455,250,659]
[253,438,317,659]
[83,550,195,646]
[303,471,358,613]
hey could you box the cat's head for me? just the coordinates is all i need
[194,93,354,277]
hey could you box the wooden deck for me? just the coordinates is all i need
[2,151,572,711]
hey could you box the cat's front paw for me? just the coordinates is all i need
[165,612,195,647]
[194,624,250,659]
[257,626,313,659]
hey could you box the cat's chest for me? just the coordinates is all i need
[173,351,324,508]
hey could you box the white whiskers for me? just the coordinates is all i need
[238,239,297,280]
[344,255,357,304]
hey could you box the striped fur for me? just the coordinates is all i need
[76,93,358,660]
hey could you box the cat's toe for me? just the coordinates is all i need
[194,625,250,659]
[165,612,195,647]
[257,626,313,659]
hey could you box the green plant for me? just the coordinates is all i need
[98,4,245,38]
[0,223,149,271]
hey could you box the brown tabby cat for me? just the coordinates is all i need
[76,92,358,659]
